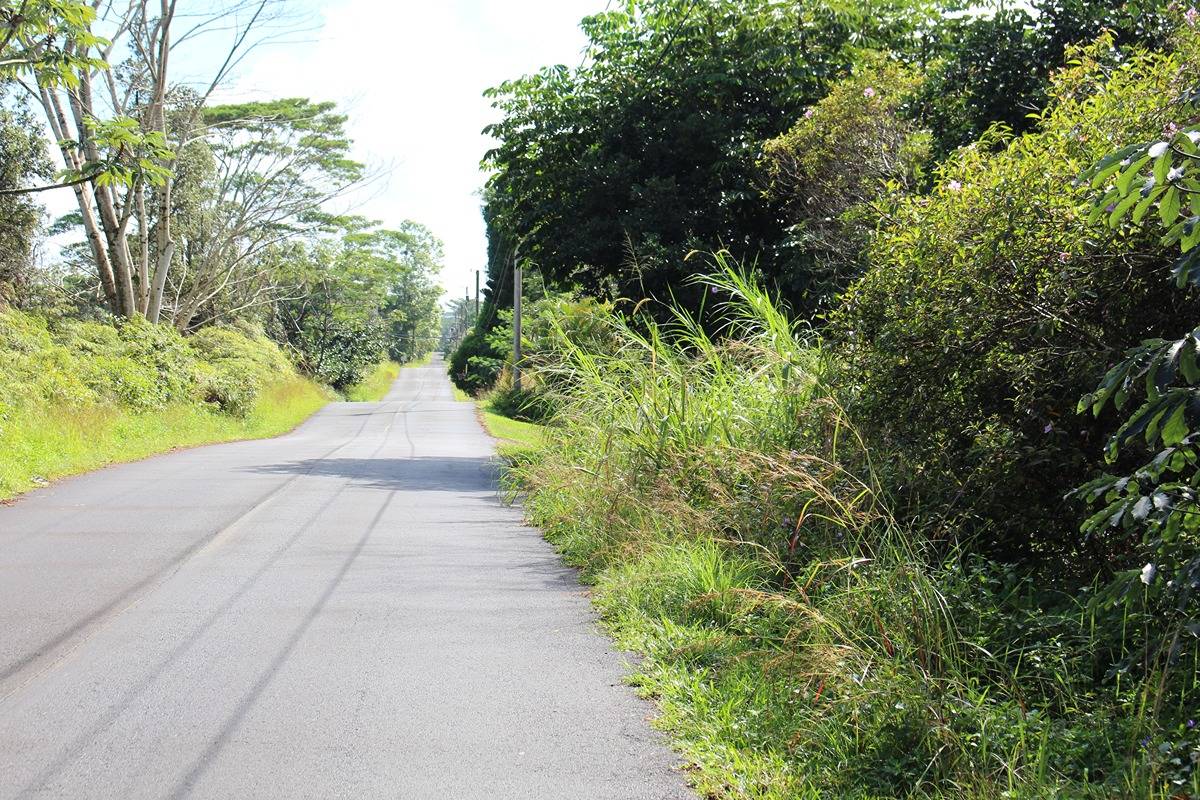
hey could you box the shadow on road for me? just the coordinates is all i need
[243,456,498,494]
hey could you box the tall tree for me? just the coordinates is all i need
[164,98,365,330]
[481,0,943,312]
[14,0,287,320]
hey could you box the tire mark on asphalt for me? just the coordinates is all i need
[15,402,408,798]
[0,403,387,701]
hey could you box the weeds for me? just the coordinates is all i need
[510,257,1197,798]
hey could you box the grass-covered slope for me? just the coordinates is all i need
[0,310,329,499]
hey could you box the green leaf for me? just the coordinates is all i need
[1133,187,1165,223]
[1179,336,1200,382]
[1162,401,1189,447]
[1109,191,1141,227]
[1153,150,1172,185]
[1160,186,1181,226]
[1116,154,1151,195]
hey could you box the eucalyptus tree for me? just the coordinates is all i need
[11,0,289,320]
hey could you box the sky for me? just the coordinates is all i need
[216,0,602,303]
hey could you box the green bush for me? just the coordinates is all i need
[762,56,930,308]
[834,36,1200,569]
[448,326,503,396]
[296,317,387,391]
[0,309,300,421]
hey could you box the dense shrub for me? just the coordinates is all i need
[514,265,1194,797]
[834,36,1200,569]
[0,310,300,423]
[447,325,504,396]
[449,293,615,402]
[762,57,930,308]
[294,317,387,392]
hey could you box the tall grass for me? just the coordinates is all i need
[513,255,1191,799]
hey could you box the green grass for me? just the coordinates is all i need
[344,354,432,401]
[450,381,545,454]
[480,408,544,454]
[345,361,402,401]
[0,376,329,501]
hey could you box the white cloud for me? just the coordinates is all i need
[222,0,599,301]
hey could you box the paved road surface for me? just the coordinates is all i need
[0,357,691,799]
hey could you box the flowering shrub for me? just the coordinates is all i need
[761,57,929,308]
[834,35,1199,567]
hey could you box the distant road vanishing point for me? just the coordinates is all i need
[0,356,692,800]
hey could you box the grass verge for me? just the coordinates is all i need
[345,361,402,401]
[345,355,434,402]
[450,382,545,455]
[480,408,544,456]
[0,376,329,501]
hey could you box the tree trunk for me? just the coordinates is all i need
[38,88,120,311]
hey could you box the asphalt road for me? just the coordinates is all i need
[0,357,691,800]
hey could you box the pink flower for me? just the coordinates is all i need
[863,87,876,99]
[1186,7,1199,25]
[947,180,962,192]
[1058,251,1071,263]
[804,108,815,119]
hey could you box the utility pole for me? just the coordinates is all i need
[513,248,523,393]
[474,270,480,320]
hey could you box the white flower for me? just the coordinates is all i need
[1141,563,1157,585]
[1149,142,1170,158]
[1168,166,1186,182]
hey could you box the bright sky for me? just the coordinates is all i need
[220,0,601,303]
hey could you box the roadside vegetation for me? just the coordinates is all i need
[0,2,443,497]
[0,309,328,499]
[455,2,1200,796]
[345,361,402,402]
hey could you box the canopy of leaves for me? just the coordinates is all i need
[913,0,1174,159]
[481,0,945,314]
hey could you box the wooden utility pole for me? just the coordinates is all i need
[513,256,523,393]
[475,270,480,319]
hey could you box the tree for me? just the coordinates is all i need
[270,224,444,389]
[480,0,944,316]
[14,0,289,320]
[0,98,52,305]
[0,0,105,87]
[913,0,1174,159]
[163,98,366,330]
